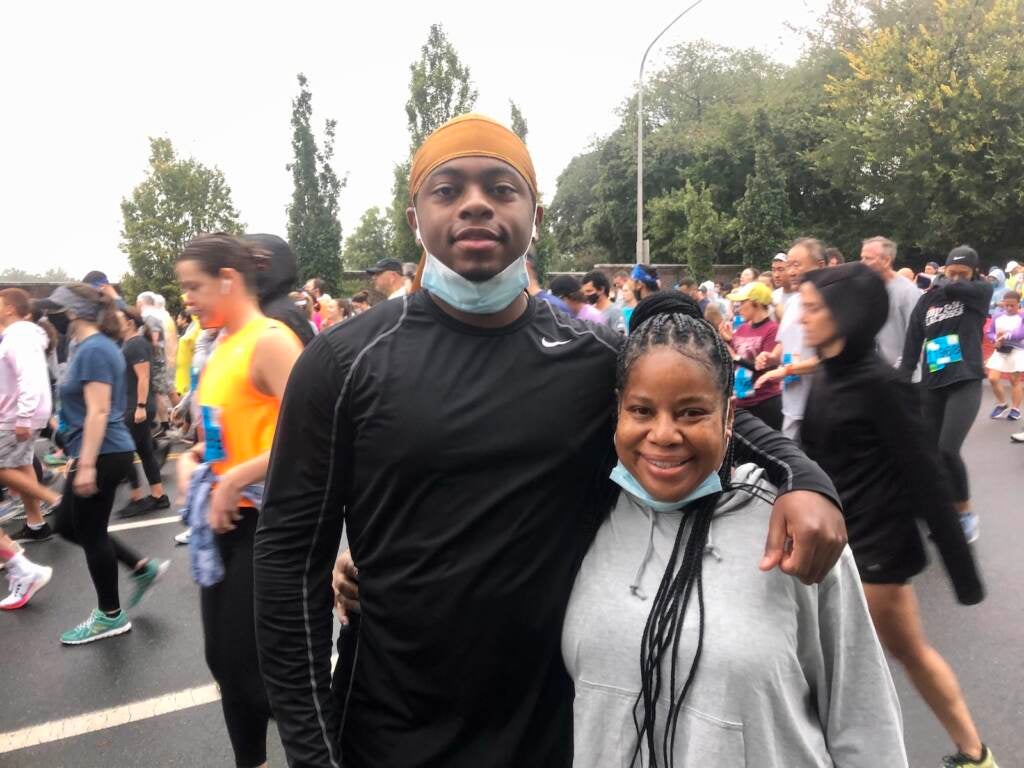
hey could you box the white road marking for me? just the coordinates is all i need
[0,656,340,754]
[0,683,220,753]
[107,515,181,533]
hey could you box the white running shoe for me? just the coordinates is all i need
[1,565,53,611]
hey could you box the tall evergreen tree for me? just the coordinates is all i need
[390,25,479,262]
[287,73,345,293]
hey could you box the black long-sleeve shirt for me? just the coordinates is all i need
[253,292,839,768]
[899,278,993,388]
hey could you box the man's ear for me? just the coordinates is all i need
[532,206,545,242]
[405,206,421,246]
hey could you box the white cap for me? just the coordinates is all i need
[772,252,788,263]
[1007,260,1021,273]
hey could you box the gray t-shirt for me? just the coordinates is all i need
[877,274,922,368]
[600,303,626,334]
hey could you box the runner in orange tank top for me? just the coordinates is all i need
[175,233,302,768]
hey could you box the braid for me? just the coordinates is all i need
[619,292,738,768]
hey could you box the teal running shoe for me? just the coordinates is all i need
[60,609,132,645]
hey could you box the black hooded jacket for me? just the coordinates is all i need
[801,263,983,604]
[245,233,316,348]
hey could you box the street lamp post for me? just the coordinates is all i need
[636,0,707,264]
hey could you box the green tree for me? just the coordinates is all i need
[343,207,395,270]
[120,137,243,306]
[815,0,1024,254]
[680,182,728,280]
[649,181,727,279]
[510,100,528,142]
[731,113,793,266]
[0,266,72,283]
[287,73,345,294]
[390,24,479,262]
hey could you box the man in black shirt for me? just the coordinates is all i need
[254,114,846,768]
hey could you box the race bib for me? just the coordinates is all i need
[201,405,227,462]
[734,367,754,399]
[782,353,800,386]
[926,334,962,373]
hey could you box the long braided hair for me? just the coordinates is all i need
[619,292,737,768]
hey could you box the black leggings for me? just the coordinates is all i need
[53,453,141,613]
[740,396,783,432]
[127,418,162,489]
[201,509,271,768]
[922,379,982,503]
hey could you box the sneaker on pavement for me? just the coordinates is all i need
[942,744,998,767]
[60,608,132,645]
[0,498,24,525]
[116,494,170,519]
[174,528,192,546]
[128,559,170,609]
[115,498,147,519]
[42,452,68,466]
[12,523,53,544]
[960,513,980,544]
[989,403,1008,419]
[1,565,53,610]
[1008,408,1022,421]
[1012,430,1024,443]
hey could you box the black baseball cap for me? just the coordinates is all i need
[365,258,403,275]
[946,245,979,271]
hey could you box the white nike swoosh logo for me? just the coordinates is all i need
[542,338,572,348]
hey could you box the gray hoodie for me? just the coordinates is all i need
[562,464,906,767]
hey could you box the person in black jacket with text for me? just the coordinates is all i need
[801,263,996,768]
[900,245,992,543]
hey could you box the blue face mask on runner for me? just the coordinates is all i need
[609,461,723,513]
[415,212,536,315]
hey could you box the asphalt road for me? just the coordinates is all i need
[1,396,1020,767]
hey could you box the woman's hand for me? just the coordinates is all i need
[333,549,361,626]
[754,351,772,371]
[718,320,734,342]
[134,406,147,424]
[73,464,98,497]
[754,366,786,389]
[208,471,243,533]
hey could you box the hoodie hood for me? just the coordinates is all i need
[242,233,315,348]
[243,233,298,302]
[803,262,888,365]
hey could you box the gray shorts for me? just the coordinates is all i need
[0,429,38,469]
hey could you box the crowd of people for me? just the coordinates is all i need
[0,112,1009,768]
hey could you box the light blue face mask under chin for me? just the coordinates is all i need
[415,209,535,315]
[610,461,723,513]
[420,251,529,314]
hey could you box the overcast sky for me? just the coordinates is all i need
[2,0,827,279]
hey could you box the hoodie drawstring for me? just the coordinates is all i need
[629,507,657,601]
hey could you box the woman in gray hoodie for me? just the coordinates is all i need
[562,294,906,767]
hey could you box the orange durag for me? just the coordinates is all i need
[407,113,538,292]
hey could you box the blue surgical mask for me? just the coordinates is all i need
[415,211,534,315]
[609,461,723,513]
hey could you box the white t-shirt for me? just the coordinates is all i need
[777,293,813,420]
